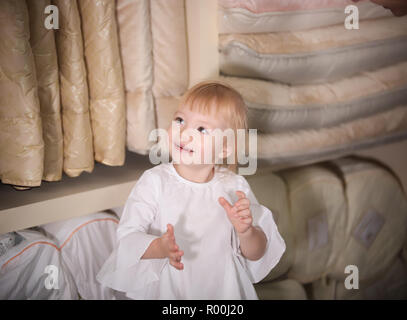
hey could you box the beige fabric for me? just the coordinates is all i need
[219,1,391,34]
[155,96,181,130]
[246,168,294,282]
[254,279,307,300]
[279,165,346,284]
[255,106,407,163]
[221,63,407,106]
[327,158,407,282]
[219,0,367,12]
[219,17,407,85]
[312,258,407,299]
[219,17,407,54]
[0,0,44,187]
[78,0,126,166]
[151,0,189,98]
[27,0,63,182]
[220,62,407,133]
[116,0,155,155]
[54,0,94,178]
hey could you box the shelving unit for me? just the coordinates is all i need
[0,151,153,234]
[1,139,406,235]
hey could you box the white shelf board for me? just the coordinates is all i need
[0,151,154,234]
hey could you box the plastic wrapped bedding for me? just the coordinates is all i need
[54,0,94,178]
[219,1,391,34]
[0,0,44,188]
[219,0,369,13]
[326,157,407,283]
[78,0,126,166]
[116,0,155,155]
[246,167,294,282]
[219,17,407,85]
[255,106,407,167]
[254,279,307,300]
[220,62,407,133]
[312,257,407,299]
[27,0,63,182]
[278,165,346,284]
[150,0,189,98]
[41,212,120,300]
[0,229,77,299]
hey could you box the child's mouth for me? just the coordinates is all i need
[175,143,194,153]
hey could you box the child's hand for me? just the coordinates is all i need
[218,191,253,234]
[160,224,184,270]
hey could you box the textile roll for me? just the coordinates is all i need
[279,165,347,284]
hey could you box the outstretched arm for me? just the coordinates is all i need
[219,191,267,261]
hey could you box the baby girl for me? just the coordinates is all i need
[97,81,286,299]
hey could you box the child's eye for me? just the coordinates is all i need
[197,126,209,134]
[174,117,184,125]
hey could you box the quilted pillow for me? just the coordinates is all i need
[219,17,407,84]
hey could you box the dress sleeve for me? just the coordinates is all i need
[96,170,168,293]
[231,175,286,284]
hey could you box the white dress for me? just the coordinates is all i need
[96,162,286,299]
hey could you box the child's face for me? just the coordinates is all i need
[168,106,232,165]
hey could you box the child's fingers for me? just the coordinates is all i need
[235,190,247,200]
[236,208,251,218]
[167,223,174,235]
[218,197,233,213]
[239,217,253,225]
[170,258,184,270]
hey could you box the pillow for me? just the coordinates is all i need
[254,106,407,168]
[219,61,407,133]
[219,1,391,33]
[0,229,78,299]
[219,17,407,84]
[219,0,368,13]
[278,165,347,284]
[327,157,407,282]
[40,212,120,300]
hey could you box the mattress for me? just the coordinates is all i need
[219,17,407,85]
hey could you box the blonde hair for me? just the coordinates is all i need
[178,80,248,173]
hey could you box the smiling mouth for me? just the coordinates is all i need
[174,143,194,153]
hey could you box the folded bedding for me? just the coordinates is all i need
[219,1,391,33]
[220,62,407,133]
[0,229,77,299]
[219,17,407,84]
[219,0,370,13]
[254,106,407,167]
[41,212,120,300]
